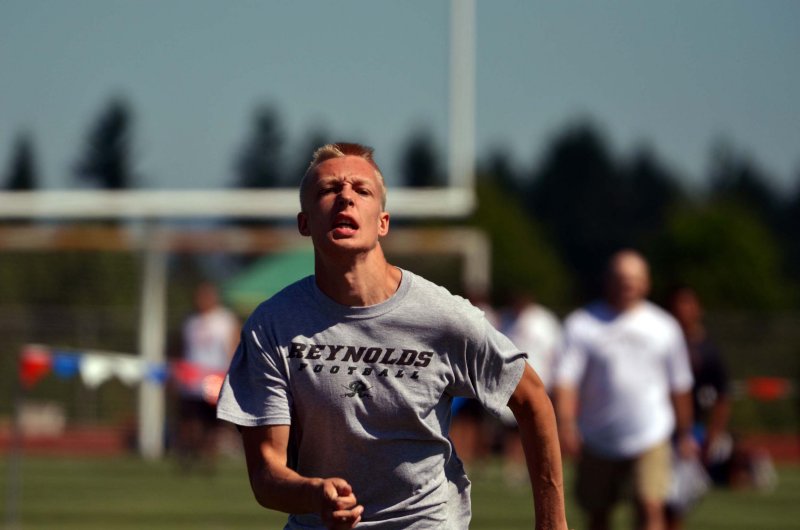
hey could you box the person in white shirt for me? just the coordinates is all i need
[497,291,563,483]
[501,292,562,392]
[176,281,240,471]
[554,250,695,530]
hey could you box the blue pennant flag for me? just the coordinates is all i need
[52,353,81,378]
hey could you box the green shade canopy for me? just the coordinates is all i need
[223,249,315,315]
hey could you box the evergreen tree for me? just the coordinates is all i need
[652,202,793,310]
[781,176,800,305]
[4,133,38,190]
[481,147,522,196]
[471,173,571,308]
[527,120,629,300]
[623,145,685,245]
[235,104,286,188]
[399,127,445,187]
[708,140,781,230]
[74,98,137,189]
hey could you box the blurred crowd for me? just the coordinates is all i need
[452,250,776,530]
[176,249,776,529]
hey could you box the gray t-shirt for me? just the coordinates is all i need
[217,269,526,529]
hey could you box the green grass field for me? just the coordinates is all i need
[1,456,798,529]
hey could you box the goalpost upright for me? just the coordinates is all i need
[0,0,478,461]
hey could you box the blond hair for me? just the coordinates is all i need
[299,142,387,211]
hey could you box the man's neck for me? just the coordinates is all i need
[606,298,645,314]
[314,245,402,307]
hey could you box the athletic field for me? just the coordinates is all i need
[2,456,798,529]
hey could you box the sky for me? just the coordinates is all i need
[2,0,799,193]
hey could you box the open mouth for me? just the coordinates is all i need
[333,215,359,231]
[332,216,359,236]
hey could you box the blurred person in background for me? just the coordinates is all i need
[501,290,562,393]
[554,250,695,530]
[175,281,240,472]
[216,143,570,529]
[664,285,776,529]
[498,290,563,484]
[448,290,500,468]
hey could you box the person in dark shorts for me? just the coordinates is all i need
[176,282,239,471]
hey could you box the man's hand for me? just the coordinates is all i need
[319,478,363,529]
[241,425,363,526]
[676,431,700,460]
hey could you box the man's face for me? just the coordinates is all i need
[297,156,389,255]
[670,289,702,328]
[605,253,650,309]
[194,283,218,313]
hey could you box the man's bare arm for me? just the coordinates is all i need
[508,364,570,530]
[670,390,698,458]
[240,425,363,529]
[552,385,581,458]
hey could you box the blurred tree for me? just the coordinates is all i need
[708,140,781,230]
[623,145,685,244]
[527,120,629,300]
[4,133,38,190]
[74,97,137,189]
[471,173,571,309]
[235,104,286,188]
[782,177,800,300]
[399,127,445,187]
[481,147,522,196]
[651,202,793,310]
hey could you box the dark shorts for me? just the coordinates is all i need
[179,397,219,427]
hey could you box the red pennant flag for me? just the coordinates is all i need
[20,346,53,389]
[747,377,791,401]
[173,360,203,388]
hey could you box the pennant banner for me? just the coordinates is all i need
[18,345,226,404]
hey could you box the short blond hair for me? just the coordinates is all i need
[299,142,387,211]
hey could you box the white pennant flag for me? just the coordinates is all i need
[80,354,115,388]
[113,355,146,386]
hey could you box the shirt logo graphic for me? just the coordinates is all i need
[342,381,371,398]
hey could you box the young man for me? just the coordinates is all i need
[554,251,695,530]
[217,143,569,529]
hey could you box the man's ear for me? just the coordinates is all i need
[297,212,311,237]
[378,211,390,237]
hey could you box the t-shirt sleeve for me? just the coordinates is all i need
[666,322,694,393]
[216,316,292,427]
[447,318,527,419]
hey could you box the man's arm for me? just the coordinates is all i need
[704,396,732,461]
[670,390,698,459]
[240,425,364,529]
[508,364,570,530]
[552,385,581,458]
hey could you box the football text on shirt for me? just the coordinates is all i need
[287,341,435,380]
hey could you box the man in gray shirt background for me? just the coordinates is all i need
[217,142,569,530]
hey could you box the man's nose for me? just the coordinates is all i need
[336,187,355,205]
